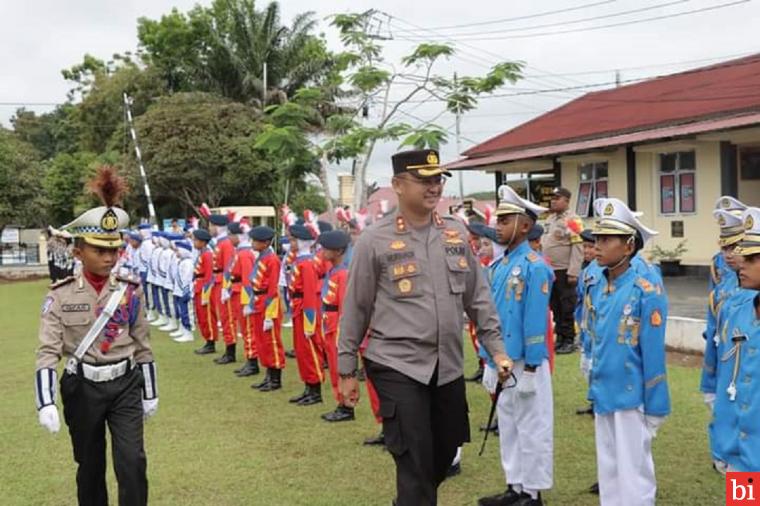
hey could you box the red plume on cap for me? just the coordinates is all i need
[280,205,296,227]
[88,166,127,207]
[199,203,211,219]
[335,207,348,224]
[354,209,369,231]
[239,218,251,234]
[188,217,199,231]
[303,209,319,238]
[484,204,495,227]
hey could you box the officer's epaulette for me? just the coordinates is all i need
[49,276,75,290]
[116,274,141,286]
[635,277,655,293]
[526,252,539,263]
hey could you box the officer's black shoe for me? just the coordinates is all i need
[477,485,521,506]
[213,344,236,364]
[235,359,260,377]
[258,369,282,392]
[588,482,599,495]
[555,341,576,355]
[289,386,310,403]
[467,364,484,382]
[194,341,216,355]
[576,404,594,416]
[285,349,296,359]
[322,405,355,422]
[363,432,385,446]
[446,462,461,478]
[298,384,323,406]
[480,420,499,433]
[514,492,543,506]
[252,370,270,389]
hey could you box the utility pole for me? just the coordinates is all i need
[262,62,268,107]
[123,93,157,226]
[454,72,464,201]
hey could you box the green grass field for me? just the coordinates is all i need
[2,280,725,505]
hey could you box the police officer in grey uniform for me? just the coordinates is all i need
[338,149,512,506]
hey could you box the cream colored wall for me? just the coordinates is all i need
[560,147,627,222]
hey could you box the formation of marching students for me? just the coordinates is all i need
[113,189,760,505]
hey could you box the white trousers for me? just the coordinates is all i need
[595,409,656,506]
[497,360,554,491]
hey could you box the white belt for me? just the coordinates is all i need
[80,359,134,383]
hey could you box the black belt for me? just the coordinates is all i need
[322,304,339,312]
[213,269,223,273]
[291,292,303,298]
[254,290,266,295]
[231,277,241,283]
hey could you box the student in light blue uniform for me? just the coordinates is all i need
[709,197,747,294]
[711,207,760,473]
[148,231,165,326]
[171,240,195,342]
[585,197,670,506]
[478,185,554,506]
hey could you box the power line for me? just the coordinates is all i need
[394,0,751,41]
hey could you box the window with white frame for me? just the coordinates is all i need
[658,151,696,215]
[576,161,608,217]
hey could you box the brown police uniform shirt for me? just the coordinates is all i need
[338,211,505,386]
[541,210,584,278]
[36,274,153,370]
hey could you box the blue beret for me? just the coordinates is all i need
[228,222,242,234]
[138,223,152,230]
[466,222,487,237]
[581,229,595,243]
[290,224,313,241]
[209,214,229,226]
[527,224,544,242]
[318,230,350,250]
[176,241,192,251]
[249,226,275,242]
[295,218,305,226]
[128,232,143,242]
[482,226,498,243]
[153,231,165,238]
[280,236,290,244]
[193,229,212,242]
[183,223,192,232]
[317,221,333,233]
[165,232,185,241]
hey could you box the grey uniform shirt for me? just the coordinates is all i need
[338,211,505,386]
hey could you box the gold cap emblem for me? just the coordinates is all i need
[604,203,614,216]
[746,214,755,231]
[100,208,119,231]
[426,151,439,165]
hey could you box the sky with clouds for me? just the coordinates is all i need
[1,0,758,196]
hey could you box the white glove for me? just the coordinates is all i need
[221,289,230,303]
[243,305,253,317]
[481,365,499,395]
[263,319,274,331]
[580,355,592,382]
[703,393,716,411]
[143,398,159,420]
[518,370,537,398]
[38,405,60,434]
[645,415,665,438]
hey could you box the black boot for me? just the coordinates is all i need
[515,492,543,506]
[285,349,296,359]
[297,383,323,406]
[259,368,282,392]
[213,344,236,364]
[576,403,594,416]
[194,341,216,355]
[363,432,385,446]
[588,482,599,495]
[321,405,355,422]
[467,363,484,382]
[556,338,576,355]
[235,358,260,377]
[252,369,271,389]
[477,485,521,506]
[289,385,310,403]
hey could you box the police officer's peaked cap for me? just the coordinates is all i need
[290,224,314,241]
[228,222,243,235]
[63,206,130,249]
[209,214,229,226]
[713,209,745,247]
[495,185,547,221]
[249,226,275,242]
[592,197,657,244]
[527,224,544,242]
[317,221,333,233]
[734,207,760,257]
[318,230,350,251]
[714,195,747,216]
[392,149,452,178]
[193,229,212,242]
[552,187,572,199]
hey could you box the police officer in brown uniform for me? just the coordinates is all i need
[34,167,157,506]
[541,187,584,355]
[338,149,512,506]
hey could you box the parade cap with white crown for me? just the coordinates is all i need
[592,197,657,244]
[713,209,745,247]
[495,185,547,220]
[714,196,747,216]
[62,166,130,249]
[734,207,760,257]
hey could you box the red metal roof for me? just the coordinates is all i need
[462,53,760,159]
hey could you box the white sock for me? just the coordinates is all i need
[512,484,523,494]
[451,446,462,466]
[523,488,538,500]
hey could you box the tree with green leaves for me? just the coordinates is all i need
[0,129,47,229]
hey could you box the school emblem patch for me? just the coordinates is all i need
[650,309,662,327]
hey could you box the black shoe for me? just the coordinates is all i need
[285,349,296,359]
[322,405,355,422]
[252,369,271,389]
[363,432,385,446]
[258,369,282,392]
[467,364,484,382]
[297,384,322,406]
[194,341,216,355]
[446,462,461,478]
[588,482,599,495]
[477,486,521,506]
[235,359,260,377]
[555,341,576,355]
[575,405,594,416]
[213,344,236,364]
[289,386,310,403]
[480,420,499,433]
[515,492,543,506]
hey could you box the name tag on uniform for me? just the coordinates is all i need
[61,303,91,312]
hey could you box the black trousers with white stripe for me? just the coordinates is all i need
[61,367,147,506]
